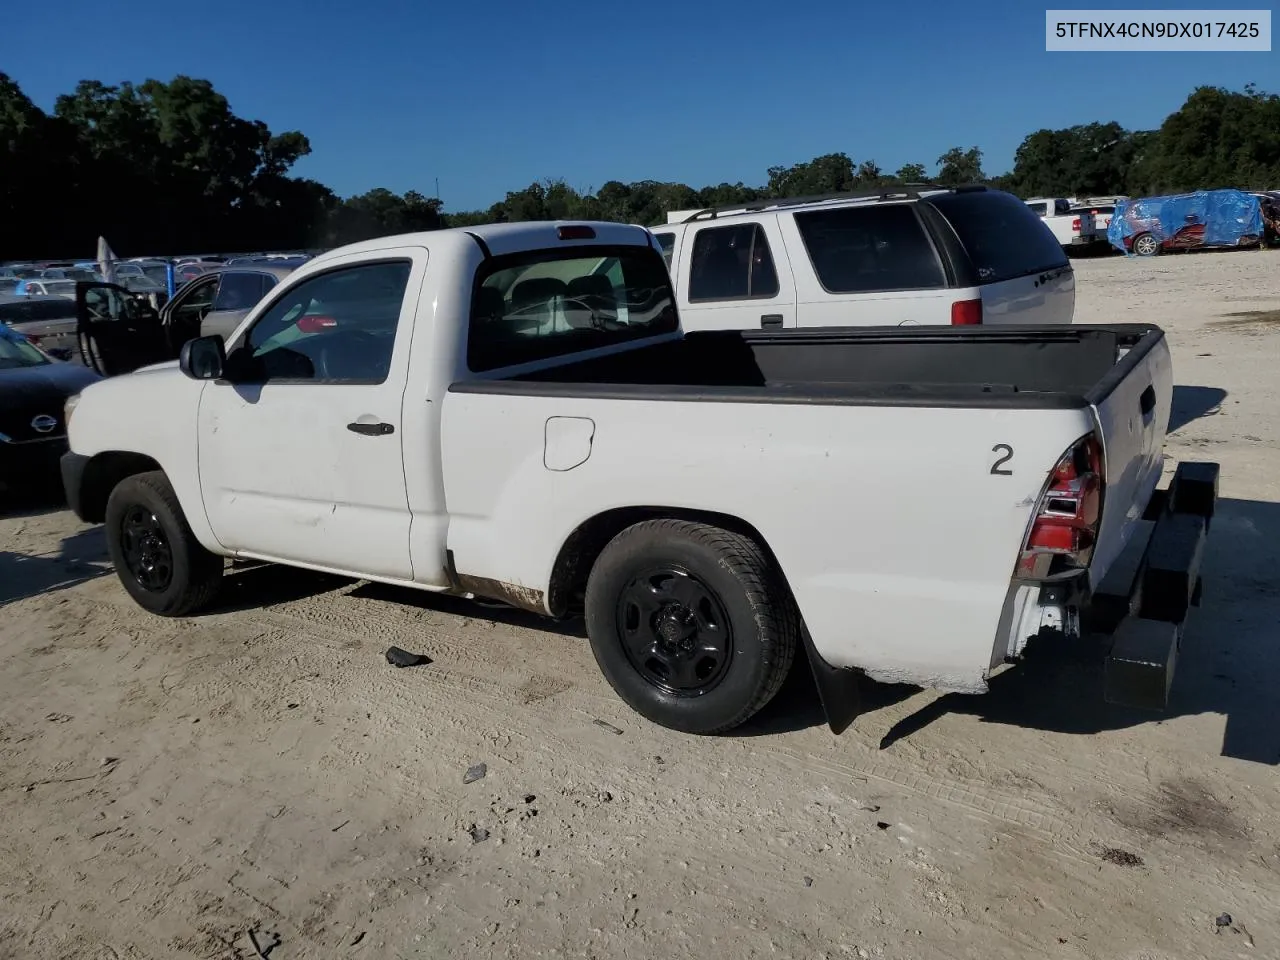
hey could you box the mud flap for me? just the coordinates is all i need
[801,624,863,735]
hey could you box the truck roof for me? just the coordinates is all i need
[305,221,656,271]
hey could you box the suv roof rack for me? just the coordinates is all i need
[680,183,988,222]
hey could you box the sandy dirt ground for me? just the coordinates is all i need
[2,249,1279,960]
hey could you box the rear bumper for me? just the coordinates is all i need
[1088,460,1219,710]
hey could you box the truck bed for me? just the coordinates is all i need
[459,324,1161,410]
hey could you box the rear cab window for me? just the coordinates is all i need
[468,245,677,372]
[792,205,946,293]
[927,190,1069,284]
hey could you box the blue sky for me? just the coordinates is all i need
[7,0,1276,211]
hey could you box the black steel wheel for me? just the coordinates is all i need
[585,519,798,734]
[104,470,224,616]
[118,505,174,593]
[617,566,734,696]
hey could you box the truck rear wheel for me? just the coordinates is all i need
[584,519,798,734]
[104,470,223,617]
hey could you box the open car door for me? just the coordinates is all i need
[75,281,172,376]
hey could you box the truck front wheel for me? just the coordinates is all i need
[584,519,798,734]
[104,470,224,617]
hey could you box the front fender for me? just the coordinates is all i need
[66,370,218,552]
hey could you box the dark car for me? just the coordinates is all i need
[0,323,101,496]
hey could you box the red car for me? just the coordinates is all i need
[1116,190,1264,257]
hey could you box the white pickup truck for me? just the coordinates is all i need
[59,220,1218,735]
[1024,197,1101,250]
[649,186,1076,332]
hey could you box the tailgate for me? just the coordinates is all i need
[1087,330,1173,587]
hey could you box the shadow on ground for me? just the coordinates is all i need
[350,581,588,639]
[196,560,354,615]
[1169,385,1227,434]
[0,527,112,607]
[878,497,1280,765]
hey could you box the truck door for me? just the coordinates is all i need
[196,252,424,581]
[159,272,221,354]
[675,217,797,331]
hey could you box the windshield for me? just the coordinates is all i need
[39,280,77,297]
[468,244,677,372]
[0,326,50,368]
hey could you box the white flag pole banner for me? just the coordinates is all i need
[96,236,118,285]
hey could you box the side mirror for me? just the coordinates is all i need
[179,335,226,380]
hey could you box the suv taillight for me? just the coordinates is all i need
[1018,434,1105,579]
[1071,217,1082,232]
[950,298,982,325]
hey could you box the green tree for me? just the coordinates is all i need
[936,146,985,186]
[767,152,857,197]
[1138,84,1280,192]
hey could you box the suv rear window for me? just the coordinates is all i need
[0,299,76,322]
[213,271,276,311]
[468,245,677,372]
[927,190,1069,284]
[793,205,946,294]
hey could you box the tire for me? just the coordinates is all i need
[1132,232,1160,257]
[78,330,106,374]
[584,519,798,734]
[104,470,223,616]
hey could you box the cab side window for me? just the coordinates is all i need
[237,260,411,384]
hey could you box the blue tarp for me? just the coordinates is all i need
[1107,189,1263,254]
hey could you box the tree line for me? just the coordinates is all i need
[3,72,1278,261]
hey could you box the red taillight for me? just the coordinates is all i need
[951,298,982,326]
[1018,434,1105,579]
[1071,217,1082,232]
[557,224,597,241]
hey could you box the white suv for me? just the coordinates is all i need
[649,186,1075,331]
